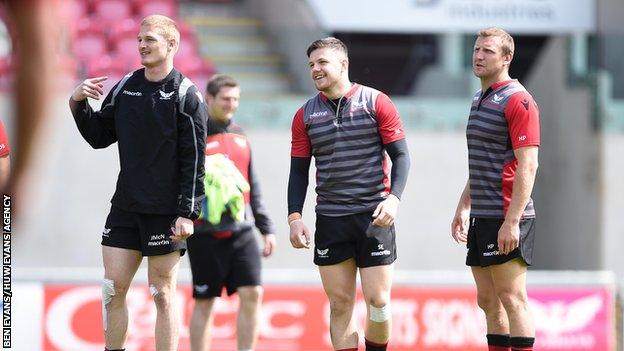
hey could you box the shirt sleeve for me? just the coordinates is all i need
[177,85,207,220]
[0,121,10,157]
[290,107,311,157]
[505,92,540,149]
[375,92,406,145]
[248,154,276,235]
[69,85,118,149]
[385,139,410,200]
[287,156,311,215]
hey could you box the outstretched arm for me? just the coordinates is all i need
[69,76,118,149]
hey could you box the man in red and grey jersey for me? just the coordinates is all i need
[288,37,410,351]
[0,120,11,191]
[451,27,540,351]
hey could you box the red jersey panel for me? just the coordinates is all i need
[205,132,251,203]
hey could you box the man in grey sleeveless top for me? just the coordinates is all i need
[451,27,540,351]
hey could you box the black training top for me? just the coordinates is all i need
[70,68,207,220]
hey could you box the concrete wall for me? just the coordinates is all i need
[602,135,624,279]
[526,37,604,270]
[598,0,624,34]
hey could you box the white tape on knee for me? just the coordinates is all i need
[369,304,391,323]
[102,279,116,331]
[149,284,159,297]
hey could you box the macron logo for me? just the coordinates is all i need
[123,90,142,96]
[310,111,329,118]
[492,94,504,103]
[351,100,367,108]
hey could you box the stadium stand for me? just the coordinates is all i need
[62,0,215,83]
[182,1,292,94]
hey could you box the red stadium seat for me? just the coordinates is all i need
[177,21,195,43]
[177,37,199,59]
[93,0,133,27]
[58,0,91,37]
[72,31,108,61]
[85,54,139,91]
[85,54,115,77]
[175,56,205,76]
[113,52,142,73]
[112,35,139,59]
[175,56,216,86]
[136,0,178,19]
[109,18,139,44]
[68,0,90,17]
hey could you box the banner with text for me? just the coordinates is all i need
[35,284,615,351]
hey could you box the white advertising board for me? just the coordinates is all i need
[307,0,596,34]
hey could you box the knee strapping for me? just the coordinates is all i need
[149,284,159,297]
[369,304,391,323]
[102,279,116,331]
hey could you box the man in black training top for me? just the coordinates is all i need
[69,15,206,351]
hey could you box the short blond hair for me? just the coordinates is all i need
[141,15,180,45]
[477,27,514,56]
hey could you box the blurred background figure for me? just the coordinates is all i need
[1,0,61,201]
[188,74,276,351]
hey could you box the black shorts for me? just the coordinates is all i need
[102,206,186,256]
[314,211,396,268]
[466,217,535,267]
[187,227,261,298]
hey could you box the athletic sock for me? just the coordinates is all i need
[364,338,388,351]
[487,334,511,351]
[510,336,534,351]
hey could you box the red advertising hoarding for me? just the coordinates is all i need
[41,284,615,351]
